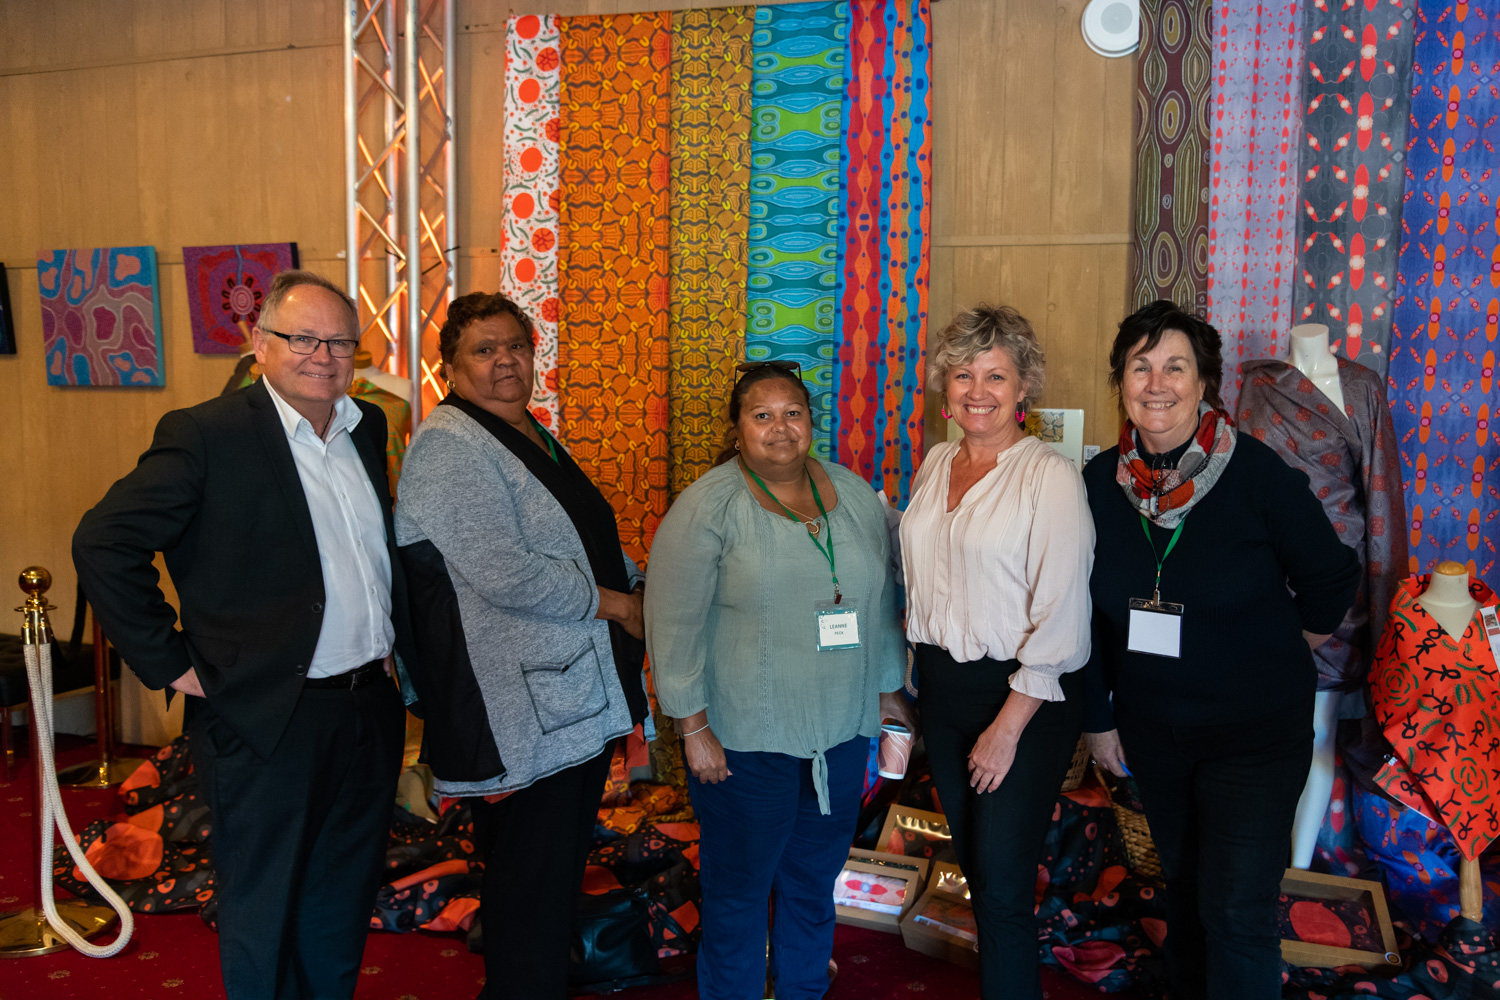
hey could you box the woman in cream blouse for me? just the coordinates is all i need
[899,304,1094,1000]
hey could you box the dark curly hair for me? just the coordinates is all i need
[437,292,536,365]
[1107,300,1225,411]
[711,365,814,467]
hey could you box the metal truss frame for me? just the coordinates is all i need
[344,0,456,426]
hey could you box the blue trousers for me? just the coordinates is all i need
[688,735,867,1000]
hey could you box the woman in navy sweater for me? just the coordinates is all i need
[1082,301,1359,1000]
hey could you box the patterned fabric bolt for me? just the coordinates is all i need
[1131,0,1214,312]
[746,1,849,460]
[832,0,933,506]
[557,13,672,564]
[668,7,754,498]
[1372,575,1500,861]
[1388,8,1498,588]
[1205,0,1304,409]
[502,14,564,432]
[1290,0,1415,375]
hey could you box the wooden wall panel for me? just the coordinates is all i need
[0,0,1133,631]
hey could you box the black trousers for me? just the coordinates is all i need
[189,676,405,1000]
[469,744,614,1000]
[915,644,1082,1000]
[1117,709,1312,1000]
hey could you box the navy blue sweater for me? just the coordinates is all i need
[1081,433,1360,731]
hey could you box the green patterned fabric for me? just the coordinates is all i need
[745,1,848,460]
[1131,0,1213,312]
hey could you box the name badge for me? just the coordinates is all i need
[816,599,861,651]
[1127,598,1184,659]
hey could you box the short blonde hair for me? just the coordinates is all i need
[926,304,1045,413]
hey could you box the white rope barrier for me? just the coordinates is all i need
[23,640,134,957]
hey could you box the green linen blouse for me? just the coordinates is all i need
[643,459,906,813]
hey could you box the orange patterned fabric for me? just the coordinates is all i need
[557,13,672,565]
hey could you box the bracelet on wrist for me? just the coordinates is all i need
[681,723,710,738]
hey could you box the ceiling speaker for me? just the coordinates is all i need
[1081,0,1139,58]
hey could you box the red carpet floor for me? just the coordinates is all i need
[2,738,1129,999]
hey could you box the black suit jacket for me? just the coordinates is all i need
[73,379,418,758]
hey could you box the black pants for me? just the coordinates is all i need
[1118,709,1313,1000]
[915,644,1082,1000]
[189,677,405,1000]
[469,745,613,1000]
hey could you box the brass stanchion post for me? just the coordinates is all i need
[0,567,119,958]
[56,613,145,787]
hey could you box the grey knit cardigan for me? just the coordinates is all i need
[394,404,634,796]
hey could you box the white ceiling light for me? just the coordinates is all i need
[1081,0,1139,58]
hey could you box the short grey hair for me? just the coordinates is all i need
[259,270,359,336]
[926,304,1046,413]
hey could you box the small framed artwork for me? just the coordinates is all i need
[182,243,299,354]
[877,805,955,864]
[1278,869,1400,972]
[38,247,164,387]
[834,849,930,933]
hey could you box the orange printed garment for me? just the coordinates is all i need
[556,14,671,565]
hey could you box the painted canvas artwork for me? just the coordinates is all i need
[182,243,299,354]
[38,247,164,387]
[0,262,15,355]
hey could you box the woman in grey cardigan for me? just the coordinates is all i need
[645,363,915,1000]
[395,292,647,1000]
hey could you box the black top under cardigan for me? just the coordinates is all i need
[1081,433,1361,732]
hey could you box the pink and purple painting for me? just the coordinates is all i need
[38,247,164,387]
[182,243,299,354]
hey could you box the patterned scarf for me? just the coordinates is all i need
[1115,403,1236,528]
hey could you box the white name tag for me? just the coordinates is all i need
[816,601,861,651]
[1481,605,1500,675]
[1127,598,1183,659]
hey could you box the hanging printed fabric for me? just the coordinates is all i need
[557,13,672,563]
[832,0,933,506]
[1388,7,1498,588]
[745,1,849,460]
[669,7,754,498]
[1130,0,1214,312]
[1204,0,1304,409]
[1289,0,1415,376]
[502,14,563,432]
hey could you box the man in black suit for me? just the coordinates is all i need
[74,270,417,1000]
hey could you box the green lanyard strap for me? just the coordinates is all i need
[529,415,561,464]
[1138,514,1186,605]
[743,460,841,603]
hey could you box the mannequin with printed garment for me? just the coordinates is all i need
[1371,562,1497,920]
[1236,324,1408,868]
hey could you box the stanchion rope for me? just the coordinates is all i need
[23,639,134,957]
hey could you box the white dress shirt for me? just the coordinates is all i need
[264,379,395,678]
[899,435,1094,700]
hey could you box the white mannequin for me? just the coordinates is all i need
[1288,322,1346,868]
[352,346,413,402]
[1288,323,1345,413]
[1422,560,1480,640]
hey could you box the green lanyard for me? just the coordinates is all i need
[1138,514,1186,605]
[743,460,841,603]
[529,415,560,464]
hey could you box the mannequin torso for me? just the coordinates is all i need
[1422,561,1480,639]
[1288,323,1344,413]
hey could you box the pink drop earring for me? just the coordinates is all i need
[941,396,952,420]
[1015,405,1025,425]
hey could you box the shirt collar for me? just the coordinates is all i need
[262,377,362,443]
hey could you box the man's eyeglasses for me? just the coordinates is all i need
[735,360,801,373]
[262,329,359,359]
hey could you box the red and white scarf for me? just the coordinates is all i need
[1115,403,1236,528]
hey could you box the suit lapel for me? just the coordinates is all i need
[347,405,391,508]
[246,380,321,558]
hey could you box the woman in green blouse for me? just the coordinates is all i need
[645,362,912,1000]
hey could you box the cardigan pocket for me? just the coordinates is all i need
[521,638,609,734]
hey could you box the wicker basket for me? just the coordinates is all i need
[1058,735,1091,793]
[1094,763,1162,879]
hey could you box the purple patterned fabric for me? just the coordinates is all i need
[1290,0,1416,376]
[1206,0,1305,410]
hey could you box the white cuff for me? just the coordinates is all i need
[1008,665,1066,702]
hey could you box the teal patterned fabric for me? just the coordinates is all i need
[745,1,848,459]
